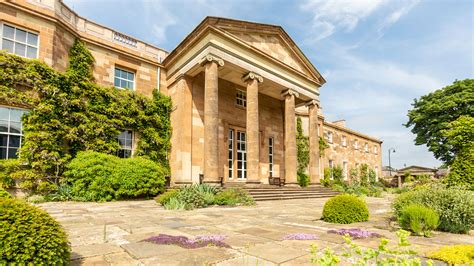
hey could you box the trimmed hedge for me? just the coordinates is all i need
[0,198,70,263]
[322,194,369,224]
[393,185,474,233]
[64,151,166,201]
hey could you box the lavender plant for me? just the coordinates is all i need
[328,228,381,239]
[144,234,230,249]
[283,233,318,240]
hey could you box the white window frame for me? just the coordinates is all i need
[374,145,378,154]
[0,106,28,159]
[328,159,334,179]
[236,89,247,108]
[342,135,347,147]
[354,139,359,150]
[117,130,133,158]
[0,23,39,59]
[343,161,348,180]
[236,131,247,179]
[364,143,369,152]
[114,67,135,90]
[228,129,234,179]
[327,131,333,143]
[269,137,274,177]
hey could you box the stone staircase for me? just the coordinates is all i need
[242,185,339,201]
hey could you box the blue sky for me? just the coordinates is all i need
[65,0,473,169]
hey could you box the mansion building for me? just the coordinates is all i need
[0,0,382,186]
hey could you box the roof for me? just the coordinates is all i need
[163,16,326,86]
[397,165,437,172]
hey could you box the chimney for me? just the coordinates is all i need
[333,119,346,127]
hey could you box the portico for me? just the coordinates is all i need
[164,17,326,186]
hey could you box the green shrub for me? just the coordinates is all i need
[214,188,254,206]
[322,168,331,187]
[332,165,343,184]
[398,204,439,237]
[163,197,186,210]
[428,245,474,265]
[45,184,74,201]
[156,189,179,205]
[393,185,474,233]
[322,194,369,224]
[64,151,166,201]
[444,148,474,190]
[297,172,310,187]
[0,198,70,263]
[177,186,208,210]
[27,195,45,204]
[0,159,21,188]
[0,187,11,199]
[332,182,383,197]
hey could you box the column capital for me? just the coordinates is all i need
[242,72,263,83]
[281,89,299,99]
[305,99,320,108]
[199,54,224,67]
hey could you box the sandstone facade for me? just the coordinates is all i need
[1,0,382,185]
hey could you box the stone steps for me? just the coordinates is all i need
[243,186,339,201]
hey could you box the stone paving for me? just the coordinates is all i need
[38,197,473,265]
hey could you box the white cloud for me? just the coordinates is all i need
[302,0,420,42]
[143,1,177,44]
[302,0,385,41]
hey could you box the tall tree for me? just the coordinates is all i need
[405,79,474,164]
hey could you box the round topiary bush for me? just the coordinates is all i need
[0,198,70,263]
[322,194,369,224]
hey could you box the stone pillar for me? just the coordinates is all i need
[307,100,321,184]
[243,72,263,184]
[282,89,299,185]
[199,54,224,184]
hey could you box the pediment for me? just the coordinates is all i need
[225,31,314,77]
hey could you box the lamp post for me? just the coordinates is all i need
[388,148,399,187]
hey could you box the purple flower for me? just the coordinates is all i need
[143,234,230,249]
[283,233,318,240]
[328,228,381,239]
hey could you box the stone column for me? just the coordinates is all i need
[243,72,263,184]
[199,54,224,184]
[307,100,321,184]
[282,89,299,185]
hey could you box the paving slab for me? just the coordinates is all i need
[140,247,238,266]
[71,243,123,260]
[121,241,185,259]
[242,242,307,264]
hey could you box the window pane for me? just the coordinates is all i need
[7,148,18,159]
[15,43,26,57]
[125,140,132,149]
[26,46,37,59]
[114,78,120,87]
[9,122,21,134]
[0,121,8,132]
[128,81,133,89]
[0,108,9,120]
[0,148,6,159]
[27,32,38,46]
[16,29,27,42]
[120,79,126,88]
[3,25,14,39]
[115,68,120,78]
[0,134,7,146]
[10,109,23,122]
[2,39,14,53]
[127,72,134,81]
[9,135,20,147]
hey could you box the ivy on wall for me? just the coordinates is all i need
[0,39,172,193]
[296,117,309,173]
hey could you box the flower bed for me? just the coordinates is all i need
[328,228,381,239]
[283,233,318,240]
[144,234,230,249]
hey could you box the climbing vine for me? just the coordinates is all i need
[0,39,172,193]
[296,117,309,173]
